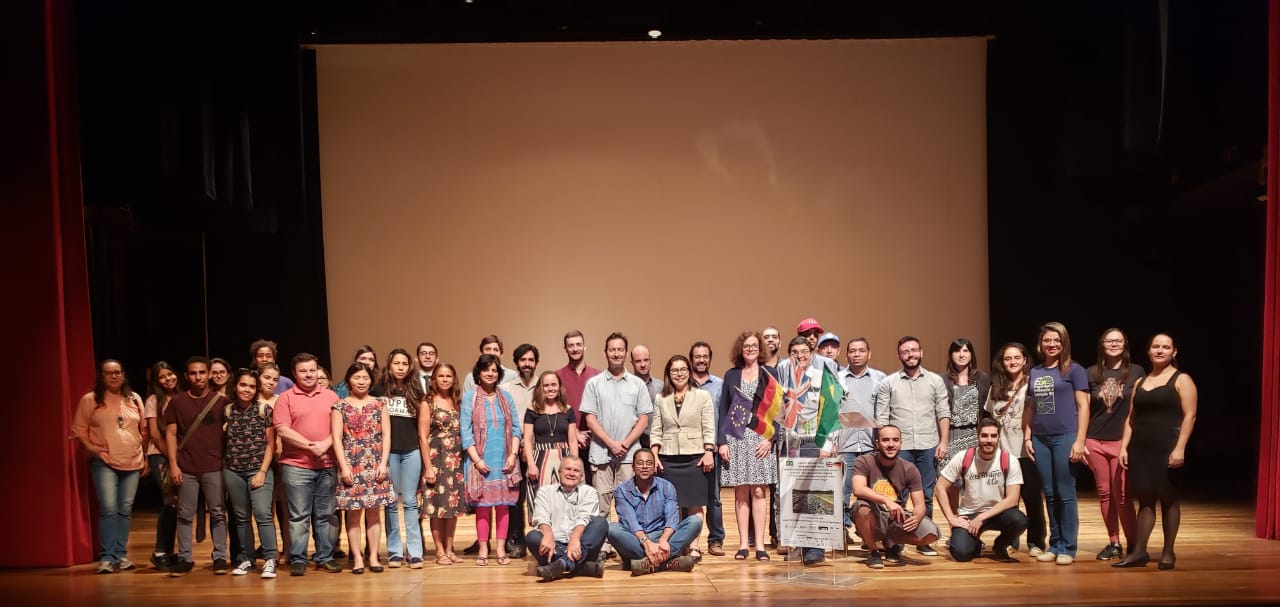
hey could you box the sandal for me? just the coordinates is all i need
[734,549,749,560]
[497,556,511,565]
[475,556,488,566]
[756,550,771,562]
[435,556,453,566]
[448,553,461,564]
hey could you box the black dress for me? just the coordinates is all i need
[1127,371,1185,501]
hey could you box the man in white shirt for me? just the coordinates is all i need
[935,418,1026,562]
[526,456,608,581]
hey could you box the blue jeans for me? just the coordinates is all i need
[147,454,177,555]
[281,464,337,565]
[898,448,938,521]
[176,470,227,562]
[89,459,141,563]
[947,508,1028,562]
[1032,432,1079,557]
[705,457,725,544]
[223,468,277,563]
[841,451,871,528]
[385,451,424,560]
[607,516,703,567]
[525,517,608,571]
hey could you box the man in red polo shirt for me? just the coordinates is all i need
[273,353,341,576]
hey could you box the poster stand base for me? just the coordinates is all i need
[770,547,862,587]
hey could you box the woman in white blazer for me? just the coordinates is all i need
[650,355,717,560]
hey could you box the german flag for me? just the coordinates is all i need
[723,370,785,442]
[751,372,785,441]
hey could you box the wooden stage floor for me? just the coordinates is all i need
[8,491,1280,607]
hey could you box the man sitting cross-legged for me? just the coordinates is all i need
[606,450,701,576]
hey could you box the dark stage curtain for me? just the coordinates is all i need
[1258,0,1280,540]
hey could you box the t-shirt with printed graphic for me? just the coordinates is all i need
[373,383,421,454]
[1029,363,1090,436]
[939,447,1024,516]
[1086,365,1146,441]
[852,453,922,510]
[224,401,274,473]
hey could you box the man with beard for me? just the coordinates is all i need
[607,450,700,576]
[526,456,608,581]
[688,341,726,556]
[761,326,782,368]
[935,418,1025,563]
[556,330,599,455]
[499,343,540,559]
[851,425,940,569]
[874,336,949,557]
[414,342,438,394]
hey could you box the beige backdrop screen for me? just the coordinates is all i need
[314,39,990,376]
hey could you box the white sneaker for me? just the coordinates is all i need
[232,560,254,576]
[96,561,114,574]
[1028,546,1044,557]
[1055,554,1074,565]
[1035,551,1057,562]
[260,560,277,579]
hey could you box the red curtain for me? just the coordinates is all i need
[0,0,97,565]
[1257,0,1280,540]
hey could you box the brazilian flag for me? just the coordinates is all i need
[814,365,844,449]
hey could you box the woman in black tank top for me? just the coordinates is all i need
[1114,334,1198,570]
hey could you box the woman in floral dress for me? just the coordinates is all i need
[332,363,395,574]
[421,363,464,565]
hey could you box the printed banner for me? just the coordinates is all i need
[778,457,845,550]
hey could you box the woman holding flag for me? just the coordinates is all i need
[717,330,782,562]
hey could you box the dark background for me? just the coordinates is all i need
[74,0,1268,496]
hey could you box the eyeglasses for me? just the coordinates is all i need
[742,344,760,351]
[632,461,655,468]
[103,370,123,377]
[669,368,689,375]
[1102,339,1124,345]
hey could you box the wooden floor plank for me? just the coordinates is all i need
[10,491,1280,606]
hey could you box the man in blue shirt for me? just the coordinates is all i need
[606,450,701,576]
[688,341,726,556]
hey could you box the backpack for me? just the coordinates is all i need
[957,447,1010,488]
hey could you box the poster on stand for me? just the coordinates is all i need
[778,457,844,550]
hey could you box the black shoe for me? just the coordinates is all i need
[1096,543,1123,561]
[289,563,307,576]
[212,559,230,575]
[573,560,605,578]
[917,544,939,556]
[1112,554,1151,568]
[150,553,170,570]
[168,559,194,577]
[320,560,343,573]
[505,540,527,559]
[992,544,1017,563]
[461,541,483,556]
[333,548,347,559]
[802,549,825,566]
[866,550,884,569]
[886,544,905,562]
[536,560,568,581]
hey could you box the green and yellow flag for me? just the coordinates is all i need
[815,365,844,449]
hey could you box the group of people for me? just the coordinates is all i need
[70,318,1197,582]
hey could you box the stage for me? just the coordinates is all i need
[8,491,1280,607]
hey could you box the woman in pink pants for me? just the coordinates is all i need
[1084,328,1143,560]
